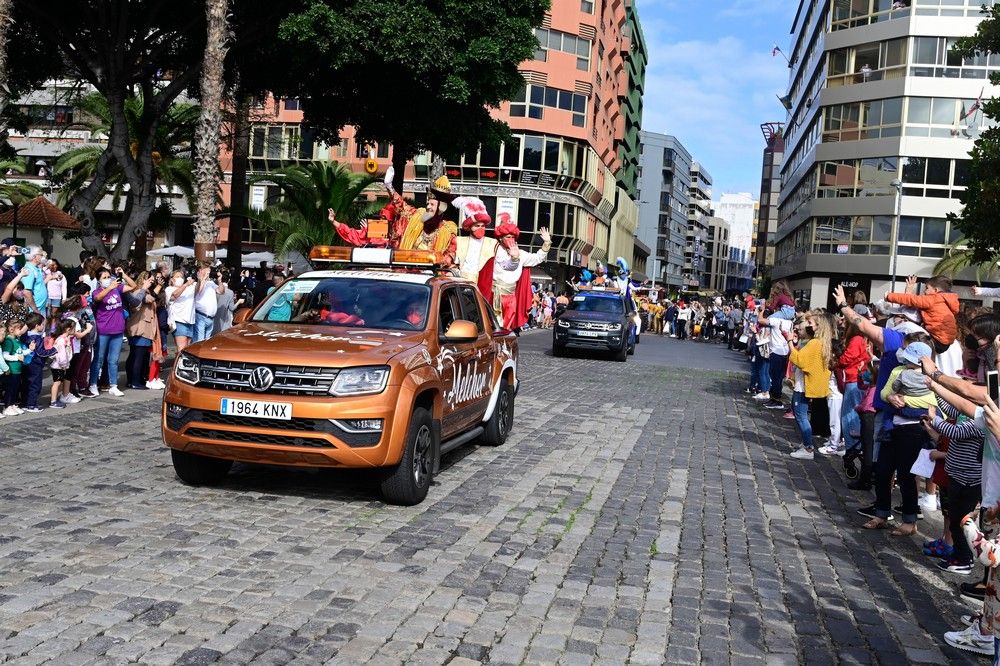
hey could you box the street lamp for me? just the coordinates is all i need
[889,178,902,293]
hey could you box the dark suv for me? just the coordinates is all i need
[552,289,636,361]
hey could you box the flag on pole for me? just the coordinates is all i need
[962,88,984,120]
[772,45,781,57]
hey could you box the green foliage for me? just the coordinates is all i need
[948,5,1000,263]
[245,161,381,259]
[0,157,42,205]
[275,0,548,160]
[933,237,1000,283]
[52,93,199,214]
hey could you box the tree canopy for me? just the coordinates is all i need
[949,5,1000,264]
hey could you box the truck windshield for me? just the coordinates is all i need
[251,277,431,331]
[566,295,623,315]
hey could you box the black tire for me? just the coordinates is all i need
[482,375,514,447]
[380,407,435,505]
[627,341,635,355]
[552,343,566,357]
[171,449,233,486]
[614,342,627,362]
[635,333,641,344]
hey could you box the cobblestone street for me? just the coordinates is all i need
[0,340,982,664]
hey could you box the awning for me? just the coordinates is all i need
[530,268,553,281]
[10,140,81,158]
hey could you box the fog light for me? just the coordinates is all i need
[331,418,384,432]
[166,403,188,418]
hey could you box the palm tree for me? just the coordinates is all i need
[246,161,381,260]
[52,93,198,216]
[933,237,1000,283]
[0,157,42,206]
[192,0,231,263]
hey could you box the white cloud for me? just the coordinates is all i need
[639,27,791,193]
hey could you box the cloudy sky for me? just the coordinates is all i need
[634,0,797,197]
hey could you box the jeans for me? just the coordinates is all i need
[993,637,999,666]
[23,361,43,408]
[70,347,92,395]
[3,373,19,407]
[126,343,151,388]
[768,353,788,402]
[810,396,831,439]
[873,423,928,523]
[858,411,875,483]
[792,391,812,449]
[749,355,771,393]
[194,312,214,343]
[90,333,123,388]
[841,382,863,450]
[949,480,982,564]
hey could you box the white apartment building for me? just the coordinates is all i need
[775,0,999,310]
[713,192,758,256]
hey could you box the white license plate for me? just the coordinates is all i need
[576,330,603,337]
[220,398,292,420]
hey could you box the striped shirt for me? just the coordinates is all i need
[932,396,984,487]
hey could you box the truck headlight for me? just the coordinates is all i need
[330,366,390,396]
[174,352,200,385]
[608,322,622,331]
[557,319,570,328]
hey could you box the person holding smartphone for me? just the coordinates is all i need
[87,266,135,397]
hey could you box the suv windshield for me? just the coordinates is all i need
[566,294,623,315]
[251,277,431,331]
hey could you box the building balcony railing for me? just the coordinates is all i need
[826,63,906,88]
[830,3,911,32]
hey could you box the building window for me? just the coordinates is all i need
[581,0,594,13]
[904,96,992,138]
[250,124,301,160]
[511,85,587,127]
[334,138,348,158]
[283,98,301,111]
[532,28,591,71]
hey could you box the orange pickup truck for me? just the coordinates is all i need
[161,247,518,504]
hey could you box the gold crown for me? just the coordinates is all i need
[432,175,452,193]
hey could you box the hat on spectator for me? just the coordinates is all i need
[898,340,932,365]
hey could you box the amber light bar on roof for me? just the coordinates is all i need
[308,246,438,268]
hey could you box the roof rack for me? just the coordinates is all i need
[308,246,449,273]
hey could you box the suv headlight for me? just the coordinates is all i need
[608,322,622,331]
[557,318,570,328]
[330,366,390,397]
[174,352,200,385]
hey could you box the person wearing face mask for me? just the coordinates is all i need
[392,170,458,266]
[784,314,833,460]
[87,266,135,397]
[490,216,551,331]
[965,315,1000,382]
[166,270,197,354]
[450,196,498,300]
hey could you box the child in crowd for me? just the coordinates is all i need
[47,319,76,409]
[2,319,29,416]
[886,275,959,354]
[62,289,94,400]
[785,313,833,460]
[22,312,57,412]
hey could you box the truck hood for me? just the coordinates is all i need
[185,322,427,366]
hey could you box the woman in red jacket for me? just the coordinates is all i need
[833,321,871,457]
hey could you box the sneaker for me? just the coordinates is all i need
[782,410,795,419]
[819,444,846,456]
[892,504,923,520]
[919,493,940,513]
[62,394,81,404]
[151,379,165,390]
[790,448,815,460]
[753,392,770,400]
[49,401,65,409]
[108,386,125,397]
[943,623,994,656]
[938,558,974,575]
[961,613,982,628]
[23,406,42,413]
[2,405,18,417]
[86,386,100,398]
[961,583,986,604]
[764,401,785,410]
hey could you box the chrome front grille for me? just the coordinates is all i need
[570,321,612,331]
[198,360,339,396]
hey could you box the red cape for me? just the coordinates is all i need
[477,257,494,303]
[479,251,533,331]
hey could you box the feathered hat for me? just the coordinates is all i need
[458,197,491,231]
[494,212,519,239]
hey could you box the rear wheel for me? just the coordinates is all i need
[380,407,435,505]
[171,449,233,486]
[482,376,514,446]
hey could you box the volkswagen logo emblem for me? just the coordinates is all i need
[248,366,274,392]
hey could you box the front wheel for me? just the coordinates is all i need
[380,407,435,505]
[482,376,514,446]
[552,343,566,357]
[171,449,233,486]
[614,343,628,362]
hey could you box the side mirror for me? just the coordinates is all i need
[233,307,252,325]
[442,319,478,343]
